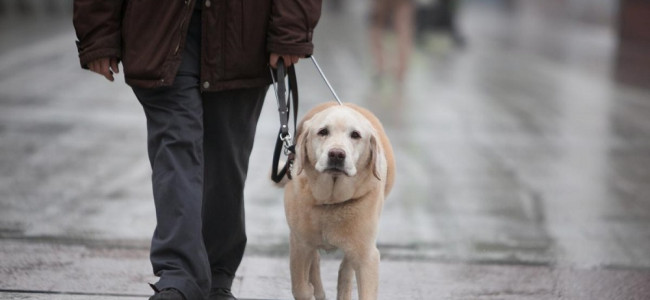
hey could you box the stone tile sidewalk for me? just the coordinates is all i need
[2,238,650,300]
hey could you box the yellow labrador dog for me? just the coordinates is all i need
[282,102,395,300]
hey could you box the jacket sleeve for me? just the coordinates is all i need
[267,0,322,57]
[73,0,124,69]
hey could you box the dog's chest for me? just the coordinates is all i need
[310,203,361,250]
[311,222,344,252]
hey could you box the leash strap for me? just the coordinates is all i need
[270,58,298,183]
[269,55,342,183]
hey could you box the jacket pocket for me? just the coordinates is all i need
[226,0,244,51]
[224,0,270,79]
[121,0,187,80]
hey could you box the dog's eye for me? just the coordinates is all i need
[317,128,329,136]
[350,131,361,140]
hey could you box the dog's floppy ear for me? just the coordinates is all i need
[370,134,382,180]
[292,121,310,176]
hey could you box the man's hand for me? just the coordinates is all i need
[270,53,300,68]
[88,57,120,81]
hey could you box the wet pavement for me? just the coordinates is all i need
[2,1,650,299]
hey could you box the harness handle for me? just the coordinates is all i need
[310,56,343,105]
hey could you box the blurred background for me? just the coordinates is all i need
[1,0,650,299]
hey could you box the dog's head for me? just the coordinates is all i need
[293,106,381,181]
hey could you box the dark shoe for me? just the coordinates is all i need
[149,286,186,300]
[209,288,237,300]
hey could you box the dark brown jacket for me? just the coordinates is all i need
[73,0,322,91]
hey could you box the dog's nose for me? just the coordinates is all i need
[328,148,346,163]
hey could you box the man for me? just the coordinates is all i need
[73,1,322,299]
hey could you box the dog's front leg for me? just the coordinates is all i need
[336,256,354,300]
[310,250,326,300]
[290,235,316,300]
[354,247,380,300]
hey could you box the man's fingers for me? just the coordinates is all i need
[270,54,302,68]
[87,58,116,82]
[283,57,292,67]
[99,59,114,81]
[283,55,298,67]
[110,58,119,74]
[104,70,114,81]
[282,55,300,67]
[270,53,279,68]
[89,61,98,73]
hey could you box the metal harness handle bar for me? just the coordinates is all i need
[310,55,343,105]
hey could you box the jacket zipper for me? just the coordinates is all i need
[175,0,193,55]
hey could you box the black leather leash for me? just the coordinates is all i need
[270,58,299,183]
[269,55,342,183]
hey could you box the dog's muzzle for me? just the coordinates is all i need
[325,148,347,174]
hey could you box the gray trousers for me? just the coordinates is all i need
[132,9,267,300]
